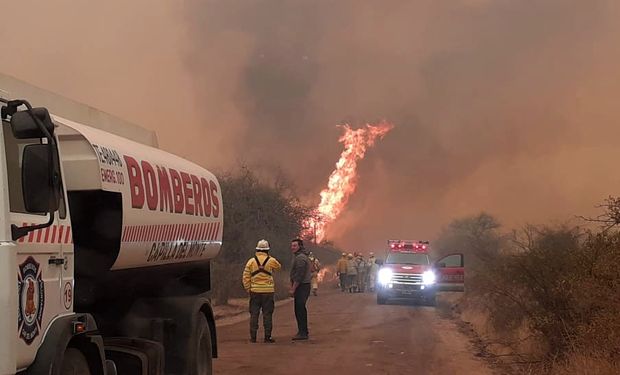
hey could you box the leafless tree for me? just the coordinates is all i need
[578,196,620,231]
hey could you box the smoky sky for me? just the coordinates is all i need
[2,1,620,251]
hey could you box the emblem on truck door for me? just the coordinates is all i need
[17,256,45,345]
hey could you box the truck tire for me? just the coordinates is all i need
[189,314,213,375]
[61,348,92,375]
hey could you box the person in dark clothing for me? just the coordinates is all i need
[289,238,312,340]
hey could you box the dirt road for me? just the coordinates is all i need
[213,289,493,375]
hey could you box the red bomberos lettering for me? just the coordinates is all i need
[124,155,220,217]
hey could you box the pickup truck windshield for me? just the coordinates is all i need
[386,252,430,265]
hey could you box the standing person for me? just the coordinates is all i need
[367,252,378,292]
[346,253,358,293]
[289,238,312,340]
[242,239,282,343]
[356,254,367,293]
[336,253,348,292]
[309,252,322,296]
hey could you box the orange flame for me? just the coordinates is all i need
[305,121,394,242]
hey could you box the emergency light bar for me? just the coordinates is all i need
[387,239,429,251]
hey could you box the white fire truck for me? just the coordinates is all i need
[0,74,221,375]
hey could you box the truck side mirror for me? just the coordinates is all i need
[10,108,55,139]
[437,262,447,268]
[22,144,61,213]
[375,259,384,266]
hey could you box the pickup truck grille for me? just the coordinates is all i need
[391,273,423,284]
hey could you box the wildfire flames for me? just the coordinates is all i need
[305,121,394,242]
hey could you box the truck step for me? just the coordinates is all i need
[104,337,164,375]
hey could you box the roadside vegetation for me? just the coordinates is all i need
[435,203,620,374]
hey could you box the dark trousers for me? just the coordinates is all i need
[339,273,347,291]
[249,292,275,339]
[347,275,356,292]
[294,283,311,336]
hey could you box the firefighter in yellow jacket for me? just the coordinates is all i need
[242,239,282,343]
[336,253,348,292]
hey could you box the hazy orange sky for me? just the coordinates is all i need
[2,0,620,250]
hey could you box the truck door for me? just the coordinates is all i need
[435,253,465,292]
[1,124,69,369]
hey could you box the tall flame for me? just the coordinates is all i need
[306,121,394,242]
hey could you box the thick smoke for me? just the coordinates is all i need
[2,1,620,250]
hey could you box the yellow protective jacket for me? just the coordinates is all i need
[242,252,282,293]
[337,258,348,274]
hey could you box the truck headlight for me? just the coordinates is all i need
[378,268,393,285]
[422,270,436,285]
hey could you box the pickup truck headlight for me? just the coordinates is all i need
[422,270,437,285]
[378,268,393,285]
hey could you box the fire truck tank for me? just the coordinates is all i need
[54,116,223,307]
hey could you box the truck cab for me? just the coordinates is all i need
[376,240,465,305]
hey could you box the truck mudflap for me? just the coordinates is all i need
[116,296,217,373]
[104,338,164,375]
[24,313,107,375]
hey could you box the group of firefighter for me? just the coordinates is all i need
[336,252,379,293]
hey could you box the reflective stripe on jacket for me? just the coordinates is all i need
[243,252,282,293]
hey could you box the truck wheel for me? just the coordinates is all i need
[61,348,92,375]
[425,295,437,307]
[189,314,213,375]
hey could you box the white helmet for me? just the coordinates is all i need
[256,239,270,251]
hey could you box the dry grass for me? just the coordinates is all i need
[545,353,620,375]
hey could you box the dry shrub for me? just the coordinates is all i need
[472,226,620,361]
[438,211,620,372]
[546,352,620,375]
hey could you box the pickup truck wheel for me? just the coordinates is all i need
[61,348,92,375]
[377,294,387,305]
[189,314,213,375]
[422,293,437,307]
